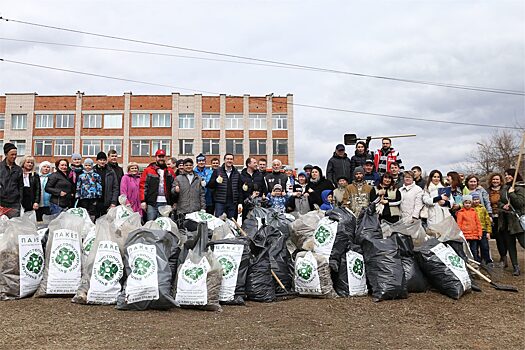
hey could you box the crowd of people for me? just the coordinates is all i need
[0,137,523,276]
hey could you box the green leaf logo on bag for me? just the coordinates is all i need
[119,210,131,219]
[84,237,95,254]
[218,256,236,278]
[133,257,152,276]
[98,259,119,281]
[183,266,205,283]
[447,254,464,270]
[352,258,364,278]
[197,211,214,221]
[314,225,332,245]
[26,252,44,274]
[296,261,314,282]
[55,247,77,268]
[68,208,86,218]
[155,217,169,231]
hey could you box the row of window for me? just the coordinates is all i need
[0,113,288,130]
[2,138,288,157]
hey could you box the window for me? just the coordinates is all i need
[83,114,102,128]
[132,113,150,127]
[152,139,171,155]
[56,114,74,128]
[0,115,4,130]
[202,139,220,155]
[272,114,288,130]
[55,140,73,156]
[179,114,195,129]
[82,139,101,156]
[35,114,54,128]
[34,139,53,156]
[11,114,27,130]
[250,139,266,155]
[226,114,243,130]
[103,139,123,155]
[152,113,171,127]
[11,140,26,156]
[202,114,220,130]
[179,139,194,155]
[273,139,288,155]
[249,114,266,130]
[131,140,150,156]
[226,139,243,155]
[104,114,122,129]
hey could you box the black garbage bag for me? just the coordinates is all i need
[355,204,382,246]
[241,217,260,238]
[208,238,251,305]
[327,207,357,243]
[393,233,429,293]
[245,226,275,302]
[333,246,368,297]
[415,238,471,300]
[116,228,176,310]
[266,227,294,297]
[362,235,407,301]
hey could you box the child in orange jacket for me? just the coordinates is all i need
[472,192,493,265]
[457,194,483,262]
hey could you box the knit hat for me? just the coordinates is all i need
[354,166,364,174]
[297,171,307,178]
[463,194,473,202]
[96,151,107,160]
[71,153,82,160]
[83,158,94,166]
[196,153,206,162]
[273,184,283,191]
[3,142,16,155]
[337,175,349,183]
[471,192,480,200]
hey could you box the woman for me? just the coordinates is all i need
[305,166,334,210]
[399,170,424,223]
[350,140,373,179]
[370,172,401,223]
[45,159,75,214]
[120,162,142,216]
[422,170,454,226]
[498,169,525,276]
[487,173,507,267]
[447,171,463,218]
[19,156,41,214]
[463,174,492,216]
[36,160,52,221]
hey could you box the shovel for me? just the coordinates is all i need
[344,133,416,145]
[466,263,519,292]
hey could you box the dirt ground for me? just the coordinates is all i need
[1,245,524,350]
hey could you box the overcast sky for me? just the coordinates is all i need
[1,0,524,173]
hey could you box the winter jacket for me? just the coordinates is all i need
[139,162,176,206]
[286,183,310,214]
[399,183,424,222]
[422,182,454,226]
[350,151,373,180]
[267,193,288,214]
[342,181,372,216]
[45,170,75,208]
[94,165,119,207]
[457,207,482,240]
[473,204,492,234]
[0,159,24,208]
[39,173,52,207]
[21,172,41,211]
[415,177,426,189]
[498,182,525,235]
[264,171,289,192]
[326,152,351,185]
[173,172,205,214]
[240,168,267,200]
[207,164,242,205]
[76,170,102,200]
[120,173,142,216]
[194,166,213,207]
[364,171,380,187]
[373,147,403,175]
[108,162,124,189]
[306,176,335,210]
[463,186,492,215]
[319,189,334,211]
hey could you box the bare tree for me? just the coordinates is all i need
[469,130,522,177]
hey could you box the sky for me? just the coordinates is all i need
[1,0,524,174]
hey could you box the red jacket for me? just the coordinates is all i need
[457,207,482,240]
[139,162,176,205]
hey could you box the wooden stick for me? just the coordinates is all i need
[466,263,491,283]
[357,134,417,141]
[511,132,525,191]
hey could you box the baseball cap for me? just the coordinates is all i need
[336,144,345,151]
[364,159,374,164]
[155,149,166,157]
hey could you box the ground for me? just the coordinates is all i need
[1,246,524,349]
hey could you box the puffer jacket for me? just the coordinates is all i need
[399,183,424,222]
[120,173,142,216]
[498,182,525,235]
[0,159,24,208]
[457,207,482,240]
[45,170,75,208]
[326,152,351,185]
[173,172,205,214]
[207,164,242,205]
[350,150,373,179]
[139,162,176,206]
[306,176,335,209]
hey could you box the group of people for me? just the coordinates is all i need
[1,136,523,275]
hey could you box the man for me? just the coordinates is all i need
[258,158,267,175]
[326,143,352,185]
[390,162,404,189]
[107,149,124,187]
[93,151,119,218]
[343,166,372,216]
[69,153,83,185]
[166,157,177,170]
[363,159,380,187]
[284,166,295,196]
[0,143,23,218]
[207,153,242,219]
[303,164,314,179]
[175,159,184,176]
[265,159,288,192]
[373,138,404,175]
[240,157,267,219]
[140,149,176,221]
[210,158,220,170]
[173,158,205,226]
[194,153,214,214]
[411,166,426,189]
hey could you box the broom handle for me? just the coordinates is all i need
[466,263,492,283]
[357,134,417,141]
[511,132,525,191]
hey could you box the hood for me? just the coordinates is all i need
[321,189,333,204]
[312,165,324,179]
[332,151,348,159]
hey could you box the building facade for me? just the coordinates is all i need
[0,92,294,168]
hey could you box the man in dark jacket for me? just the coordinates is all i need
[412,166,426,189]
[108,149,124,188]
[173,158,205,226]
[265,159,288,192]
[363,159,380,187]
[207,153,242,219]
[326,144,352,186]
[240,157,267,219]
[93,151,119,218]
[0,143,23,218]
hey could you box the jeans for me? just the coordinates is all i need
[50,202,65,215]
[480,231,493,264]
[468,239,481,263]
[146,202,167,221]
[214,202,238,220]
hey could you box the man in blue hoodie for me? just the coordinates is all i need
[194,153,214,214]
[363,159,380,187]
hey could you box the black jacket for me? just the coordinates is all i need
[326,152,351,185]
[22,173,41,211]
[0,159,24,208]
[264,171,288,192]
[108,162,124,189]
[94,165,119,207]
[207,164,242,205]
[306,177,335,210]
[350,151,374,179]
[240,168,267,200]
[45,170,75,208]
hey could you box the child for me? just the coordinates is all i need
[333,176,349,206]
[320,189,335,211]
[456,195,483,262]
[472,192,493,265]
[76,158,102,219]
[266,184,288,214]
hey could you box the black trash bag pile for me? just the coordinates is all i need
[294,251,337,298]
[362,235,408,301]
[245,225,276,302]
[355,204,383,246]
[116,228,176,310]
[333,244,368,297]
[415,238,471,300]
[266,226,294,297]
[393,233,429,293]
[208,238,251,305]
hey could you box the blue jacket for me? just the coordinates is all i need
[364,172,380,187]
[194,166,213,206]
[319,189,334,211]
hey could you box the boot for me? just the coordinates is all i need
[512,265,520,276]
[499,256,508,268]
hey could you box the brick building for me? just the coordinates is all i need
[0,92,294,168]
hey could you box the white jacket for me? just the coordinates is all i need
[400,183,424,222]
[422,182,455,226]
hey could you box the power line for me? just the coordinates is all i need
[0,58,519,130]
[1,17,523,96]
